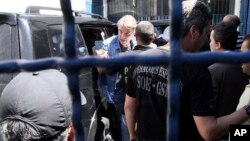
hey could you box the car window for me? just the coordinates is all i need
[48,25,88,57]
[81,27,113,55]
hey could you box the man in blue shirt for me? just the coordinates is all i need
[96,14,137,141]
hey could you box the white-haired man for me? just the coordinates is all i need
[96,15,137,141]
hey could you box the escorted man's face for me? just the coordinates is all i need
[118,26,135,48]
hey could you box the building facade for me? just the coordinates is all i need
[87,0,249,36]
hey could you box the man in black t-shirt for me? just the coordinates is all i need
[209,22,249,118]
[126,54,168,140]
[124,1,250,141]
[209,22,249,140]
[126,48,216,141]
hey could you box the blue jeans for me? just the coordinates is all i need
[111,94,128,141]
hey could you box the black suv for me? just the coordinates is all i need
[0,6,116,140]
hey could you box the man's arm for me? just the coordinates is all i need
[194,107,250,141]
[124,95,137,140]
[95,49,108,74]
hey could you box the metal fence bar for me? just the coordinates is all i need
[168,0,182,140]
[137,14,225,23]
[0,52,250,72]
[60,0,84,141]
[212,14,226,24]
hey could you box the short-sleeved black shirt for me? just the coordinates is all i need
[209,63,249,117]
[126,48,216,141]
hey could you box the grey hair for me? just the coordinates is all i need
[117,15,137,30]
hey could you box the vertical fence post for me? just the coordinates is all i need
[167,0,182,141]
[60,0,84,141]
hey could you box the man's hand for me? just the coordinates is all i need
[95,49,108,73]
[95,49,108,58]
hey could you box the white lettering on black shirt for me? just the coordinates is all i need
[133,65,168,98]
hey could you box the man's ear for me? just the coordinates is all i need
[215,41,222,50]
[151,33,157,41]
[190,25,199,40]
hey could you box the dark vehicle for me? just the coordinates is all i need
[0,6,116,141]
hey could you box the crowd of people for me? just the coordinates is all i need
[0,1,250,141]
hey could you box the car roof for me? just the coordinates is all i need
[0,6,114,26]
[25,15,114,25]
[0,13,114,28]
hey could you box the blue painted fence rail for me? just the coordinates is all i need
[60,0,83,141]
[1,51,250,72]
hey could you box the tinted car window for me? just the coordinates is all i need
[48,25,88,57]
[81,27,112,55]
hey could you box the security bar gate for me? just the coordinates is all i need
[0,0,250,141]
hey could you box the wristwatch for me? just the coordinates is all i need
[244,105,250,116]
